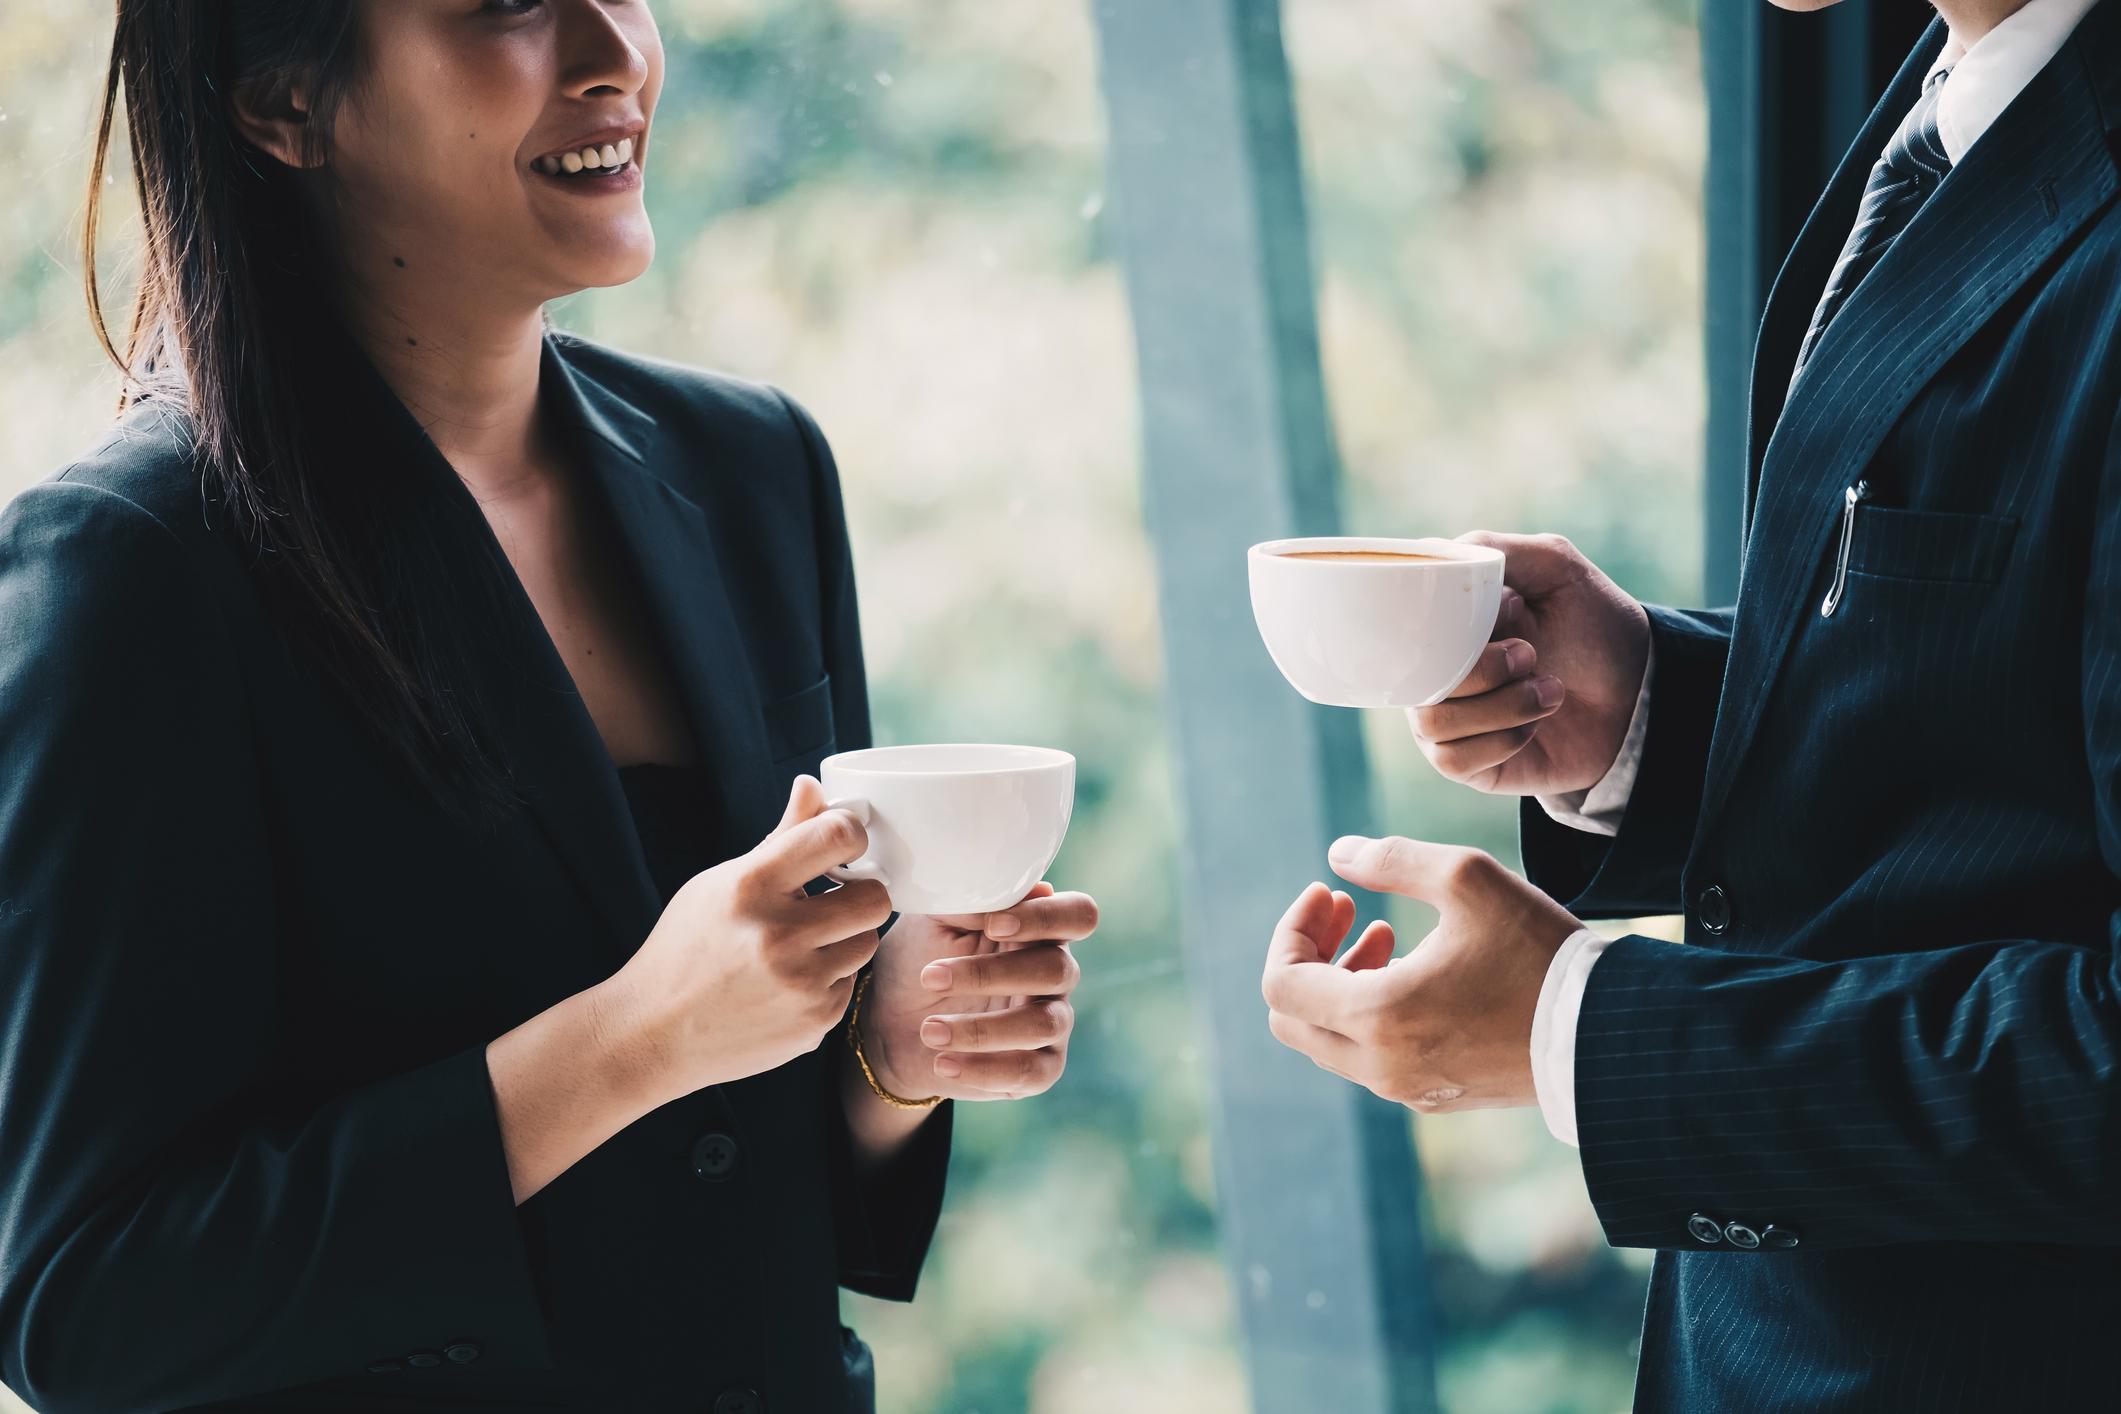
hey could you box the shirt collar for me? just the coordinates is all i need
[1924,0,2105,164]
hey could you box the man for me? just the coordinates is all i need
[1261,0,2121,1407]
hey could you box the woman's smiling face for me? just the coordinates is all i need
[324,0,665,303]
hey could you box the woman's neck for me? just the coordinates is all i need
[335,252,557,504]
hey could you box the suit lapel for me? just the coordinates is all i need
[1741,21,1949,526]
[541,337,785,849]
[319,329,783,962]
[1696,12,2121,840]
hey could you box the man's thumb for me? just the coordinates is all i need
[1328,835,1481,904]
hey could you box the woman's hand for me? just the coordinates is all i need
[598,777,892,1111]
[859,883,1100,1103]
[1410,531,1651,796]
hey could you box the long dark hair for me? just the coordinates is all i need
[85,1,520,818]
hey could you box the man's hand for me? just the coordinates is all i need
[1409,531,1650,796]
[1260,835,1584,1112]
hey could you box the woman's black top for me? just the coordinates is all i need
[0,327,950,1413]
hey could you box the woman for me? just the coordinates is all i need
[0,2,1098,1410]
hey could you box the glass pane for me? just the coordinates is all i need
[1287,0,1704,1409]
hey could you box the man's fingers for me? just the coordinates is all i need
[932,1045,1064,1098]
[1266,882,1344,969]
[1322,890,1357,961]
[1336,918,1396,972]
[1262,883,1361,1027]
[1267,1009,1364,1078]
[751,805,872,891]
[922,942,1081,998]
[920,1000,1073,1053]
[1443,639,1537,701]
[1413,673,1563,743]
[1327,835,1500,907]
[1424,723,1542,781]
[1457,529,1584,599]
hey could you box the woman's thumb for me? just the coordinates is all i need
[775,774,829,833]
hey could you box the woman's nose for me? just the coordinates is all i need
[558,0,652,98]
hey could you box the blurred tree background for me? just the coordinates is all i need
[0,1,1701,1410]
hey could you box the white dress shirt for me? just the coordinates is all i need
[1525,0,2106,1148]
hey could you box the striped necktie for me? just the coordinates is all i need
[1790,68,1953,385]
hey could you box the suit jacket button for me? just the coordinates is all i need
[443,1342,481,1364]
[1695,884,1732,935]
[1724,1220,1762,1249]
[715,1389,764,1414]
[692,1132,740,1182]
[1761,1224,1801,1249]
[1686,1213,1725,1244]
[405,1350,444,1368]
[366,1358,403,1374]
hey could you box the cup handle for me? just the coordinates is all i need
[823,796,889,888]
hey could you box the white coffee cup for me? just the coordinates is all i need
[1248,536,1505,708]
[818,744,1077,916]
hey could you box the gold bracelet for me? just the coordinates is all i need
[848,971,944,1110]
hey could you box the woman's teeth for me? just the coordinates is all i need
[535,136,635,177]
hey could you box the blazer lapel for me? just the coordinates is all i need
[541,337,785,849]
[1695,13,2121,840]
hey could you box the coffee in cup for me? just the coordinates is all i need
[819,744,1076,915]
[1248,536,1504,708]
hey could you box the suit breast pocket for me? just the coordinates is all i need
[764,673,837,767]
[1848,504,2019,586]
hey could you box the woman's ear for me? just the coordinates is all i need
[227,76,322,170]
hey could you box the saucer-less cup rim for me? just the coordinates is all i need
[1248,535,1506,708]
[819,743,1076,895]
[821,743,1077,777]
[1247,535,1504,566]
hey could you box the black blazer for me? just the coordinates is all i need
[0,326,949,1412]
[1523,9,2121,1412]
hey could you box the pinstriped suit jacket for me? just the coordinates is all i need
[1521,8,2121,1410]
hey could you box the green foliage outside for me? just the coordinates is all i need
[0,1,1703,1410]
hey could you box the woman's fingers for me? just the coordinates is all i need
[985,890,1099,943]
[925,881,1056,935]
[813,929,880,982]
[931,1045,1065,1097]
[921,942,1080,998]
[1411,673,1564,744]
[920,999,1072,1053]
[792,877,894,945]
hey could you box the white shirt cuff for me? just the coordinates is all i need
[1530,927,1610,1148]
[1534,636,1655,838]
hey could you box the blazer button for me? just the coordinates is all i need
[1761,1224,1801,1249]
[691,1132,740,1182]
[1686,1213,1725,1245]
[1724,1220,1762,1249]
[443,1342,481,1364]
[714,1389,764,1414]
[365,1358,403,1374]
[405,1350,444,1369]
[1695,884,1732,935]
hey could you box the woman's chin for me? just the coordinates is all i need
[549,237,656,295]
